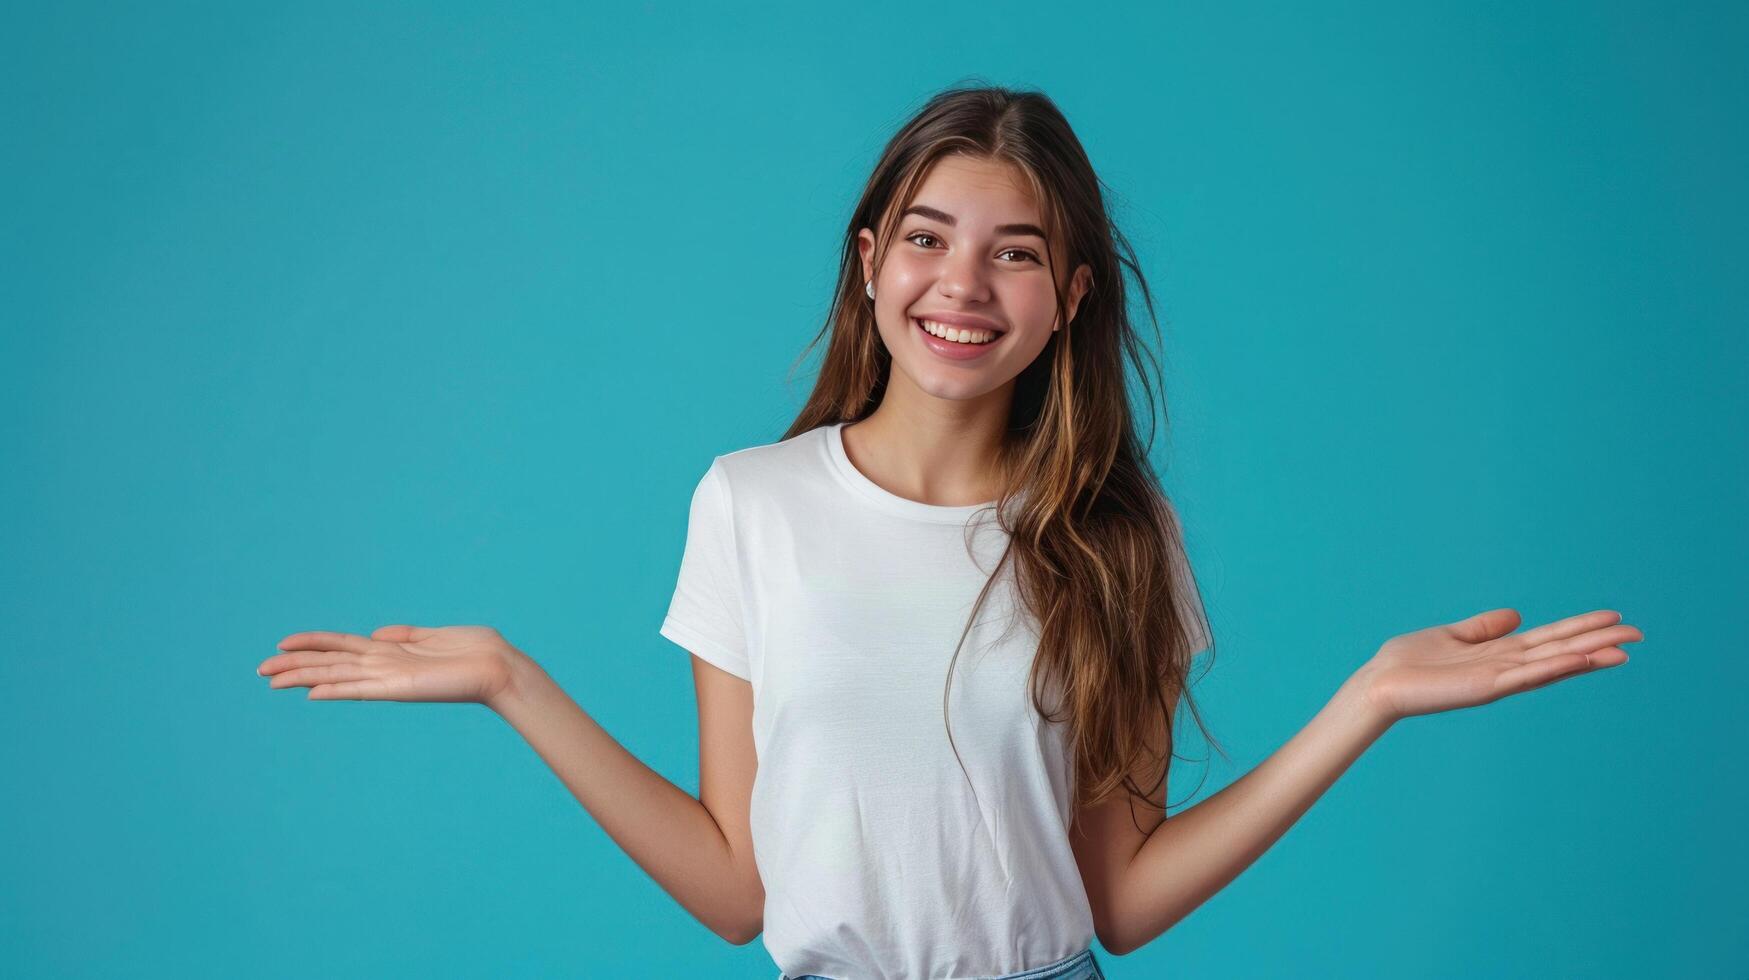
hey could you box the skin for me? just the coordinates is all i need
[259,629,765,944]
[257,152,1646,958]
[847,153,1092,505]
[1084,607,1641,954]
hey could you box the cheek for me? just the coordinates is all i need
[1010,282,1064,328]
[882,254,931,294]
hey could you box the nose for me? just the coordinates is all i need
[935,248,994,302]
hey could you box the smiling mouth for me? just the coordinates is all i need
[911,317,1003,346]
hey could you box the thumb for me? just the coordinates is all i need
[1446,607,1520,644]
[371,624,434,642]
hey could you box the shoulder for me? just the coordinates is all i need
[707,424,833,499]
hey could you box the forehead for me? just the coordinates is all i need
[900,154,1043,226]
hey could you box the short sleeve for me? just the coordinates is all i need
[659,460,751,680]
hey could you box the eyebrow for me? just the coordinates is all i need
[900,204,1047,241]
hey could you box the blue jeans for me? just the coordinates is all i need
[781,945,1105,980]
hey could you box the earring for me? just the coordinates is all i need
[865,279,875,300]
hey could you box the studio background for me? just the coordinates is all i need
[3,2,1742,977]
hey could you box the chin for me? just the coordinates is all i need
[897,366,1013,402]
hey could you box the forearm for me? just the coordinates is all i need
[487,655,762,944]
[1107,671,1394,955]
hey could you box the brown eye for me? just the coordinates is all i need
[908,233,1038,264]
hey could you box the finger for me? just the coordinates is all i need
[371,624,436,643]
[277,631,377,653]
[309,679,396,700]
[1511,609,1622,650]
[1524,623,1643,663]
[269,663,370,689]
[1446,608,1522,644]
[259,651,354,676]
[1497,651,1596,693]
[1501,646,1629,695]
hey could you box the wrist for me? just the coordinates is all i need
[486,649,554,715]
[1340,664,1399,735]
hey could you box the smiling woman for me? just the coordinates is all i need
[858,153,1093,389]
[261,82,1644,980]
[754,87,1226,976]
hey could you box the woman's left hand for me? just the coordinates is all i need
[1354,607,1643,724]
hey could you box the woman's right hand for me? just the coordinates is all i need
[259,624,522,705]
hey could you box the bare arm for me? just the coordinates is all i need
[260,625,764,945]
[1099,672,1388,955]
[1100,607,1640,956]
[489,652,764,945]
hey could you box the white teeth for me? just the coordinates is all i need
[917,318,996,344]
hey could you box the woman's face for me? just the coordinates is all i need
[858,154,1091,405]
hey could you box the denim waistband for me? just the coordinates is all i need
[779,945,1103,980]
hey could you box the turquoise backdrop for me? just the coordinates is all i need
[3,2,1742,977]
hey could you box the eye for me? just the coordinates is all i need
[905,232,1040,264]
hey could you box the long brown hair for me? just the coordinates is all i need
[780,83,1226,823]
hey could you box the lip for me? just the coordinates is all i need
[913,316,1005,361]
[912,311,1007,333]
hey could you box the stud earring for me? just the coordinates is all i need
[865,279,875,300]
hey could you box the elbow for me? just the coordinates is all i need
[723,917,763,947]
[708,875,765,945]
[718,892,764,946]
[1101,919,1174,957]
[1097,932,1133,958]
[1095,922,1126,957]
[1096,917,1148,957]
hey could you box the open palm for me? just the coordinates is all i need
[258,624,518,703]
[1360,607,1643,723]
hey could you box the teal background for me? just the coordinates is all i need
[3,2,1742,977]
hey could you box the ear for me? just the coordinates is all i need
[857,228,876,288]
[1056,263,1093,331]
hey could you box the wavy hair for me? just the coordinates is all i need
[781,83,1226,824]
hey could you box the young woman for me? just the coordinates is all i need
[258,85,1643,980]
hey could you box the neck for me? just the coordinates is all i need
[842,385,1012,507]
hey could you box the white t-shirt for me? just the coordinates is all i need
[660,421,1095,980]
